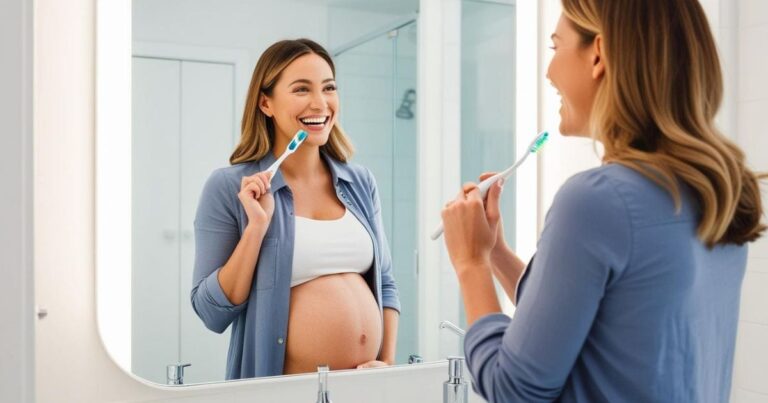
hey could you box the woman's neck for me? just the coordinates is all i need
[272,135,324,181]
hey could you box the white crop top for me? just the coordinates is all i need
[291,209,374,288]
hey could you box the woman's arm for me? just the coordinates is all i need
[191,170,274,332]
[472,173,527,304]
[379,308,399,364]
[216,224,268,305]
[217,170,275,305]
[489,244,526,305]
[441,180,506,325]
[456,260,503,326]
[460,172,632,402]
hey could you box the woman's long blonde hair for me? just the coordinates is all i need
[561,0,765,247]
[230,38,354,164]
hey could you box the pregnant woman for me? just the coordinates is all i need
[191,38,400,379]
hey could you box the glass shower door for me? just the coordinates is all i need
[334,21,419,365]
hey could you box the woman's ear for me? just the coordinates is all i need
[259,93,273,118]
[592,34,605,80]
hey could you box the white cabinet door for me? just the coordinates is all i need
[179,60,235,384]
[132,56,235,384]
[132,56,182,384]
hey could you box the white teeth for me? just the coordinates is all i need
[300,116,327,124]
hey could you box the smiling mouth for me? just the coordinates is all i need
[299,116,330,127]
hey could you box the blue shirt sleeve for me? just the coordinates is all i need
[366,168,401,313]
[464,171,632,402]
[190,169,247,334]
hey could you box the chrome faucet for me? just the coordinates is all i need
[439,320,466,337]
[316,364,333,403]
[444,356,469,403]
[166,363,191,385]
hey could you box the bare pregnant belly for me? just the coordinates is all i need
[283,272,382,375]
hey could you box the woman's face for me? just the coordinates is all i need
[546,14,604,137]
[260,53,339,148]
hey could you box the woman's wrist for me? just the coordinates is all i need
[454,256,493,280]
[455,259,502,325]
[243,223,268,240]
[489,235,512,260]
[489,242,508,262]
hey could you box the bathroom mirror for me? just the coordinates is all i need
[97,0,528,387]
[130,0,419,386]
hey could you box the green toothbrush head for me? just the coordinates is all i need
[529,131,549,153]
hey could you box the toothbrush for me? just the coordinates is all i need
[265,130,308,182]
[431,131,550,241]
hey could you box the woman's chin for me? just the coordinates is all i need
[558,124,590,138]
[303,132,331,147]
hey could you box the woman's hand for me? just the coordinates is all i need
[478,173,508,255]
[441,179,503,275]
[238,171,275,229]
[356,360,389,369]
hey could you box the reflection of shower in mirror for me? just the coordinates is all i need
[406,23,418,45]
[396,89,416,120]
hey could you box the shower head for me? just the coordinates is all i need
[396,89,416,120]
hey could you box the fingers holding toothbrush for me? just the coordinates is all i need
[238,171,275,228]
[478,172,506,251]
[441,182,496,275]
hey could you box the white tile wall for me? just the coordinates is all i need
[738,99,768,171]
[747,257,768,274]
[733,0,768,401]
[740,269,768,324]
[734,387,768,403]
[737,26,768,103]
[740,0,768,27]
[734,323,768,394]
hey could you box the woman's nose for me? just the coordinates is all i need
[309,91,326,110]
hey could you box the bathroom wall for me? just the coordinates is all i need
[0,0,34,401]
[132,0,328,68]
[731,1,768,401]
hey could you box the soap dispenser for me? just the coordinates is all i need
[316,364,333,403]
[443,357,468,403]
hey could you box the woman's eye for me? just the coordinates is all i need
[324,85,337,91]
[293,87,309,93]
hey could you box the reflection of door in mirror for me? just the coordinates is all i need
[132,56,234,384]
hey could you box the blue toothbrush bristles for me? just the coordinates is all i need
[287,130,308,151]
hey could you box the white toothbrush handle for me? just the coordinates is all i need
[265,153,288,181]
[430,224,445,240]
[430,173,502,240]
[431,154,528,241]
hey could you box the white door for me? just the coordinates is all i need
[132,56,235,384]
[178,60,235,384]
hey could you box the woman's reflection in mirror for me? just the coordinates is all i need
[191,38,401,379]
